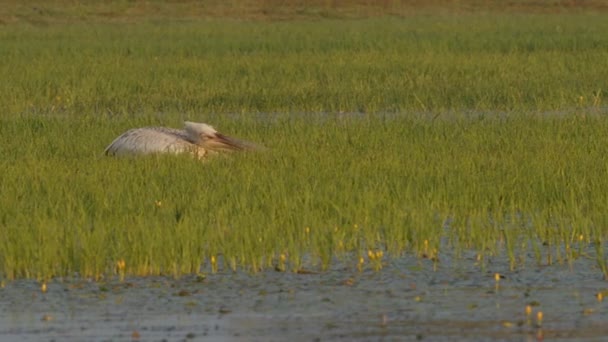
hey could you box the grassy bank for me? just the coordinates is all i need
[1,4,608,280]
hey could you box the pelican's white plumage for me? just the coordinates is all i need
[105,121,258,159]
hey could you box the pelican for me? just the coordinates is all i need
[104,121,260,159]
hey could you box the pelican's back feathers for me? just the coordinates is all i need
[104,126,197,156]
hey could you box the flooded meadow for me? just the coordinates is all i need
[3,3,608,341]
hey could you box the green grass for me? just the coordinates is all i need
[1,15,608,114]
[3,113,608,279]
[2,8,608,280]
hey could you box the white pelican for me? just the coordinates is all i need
[104,121,260,159]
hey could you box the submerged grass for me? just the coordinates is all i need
[1,6,608,279]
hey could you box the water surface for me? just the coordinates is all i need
[1,252,607,341]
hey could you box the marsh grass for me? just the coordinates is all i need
[2,113,608,279]
[2,8,608,279]
[2,15,608,114]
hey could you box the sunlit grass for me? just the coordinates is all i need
[1,15,608,115]
[2,113,608,279]
[1,9,608,280]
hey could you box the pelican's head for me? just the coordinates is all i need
[184,121,254,152]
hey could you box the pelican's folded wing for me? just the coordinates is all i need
[104,127,194,156]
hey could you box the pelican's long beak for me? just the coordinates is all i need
[207,133,261,152]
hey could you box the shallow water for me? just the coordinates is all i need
[1,253,607,342]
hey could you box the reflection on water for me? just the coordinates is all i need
[1,251,607,341]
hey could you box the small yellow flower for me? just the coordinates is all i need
[494,273,501,282]
[116,259,126,271]
[276,253,287,272]
[305,227,310,234]
[357,256,365,272]
[370,249,384,271]
[154,200,162,208]
[597,292,604,302]
[537,311,543,324]
[211,255,218,273]
[116,259,126,281]
[525,305,532,316]
[41,282,47,293]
